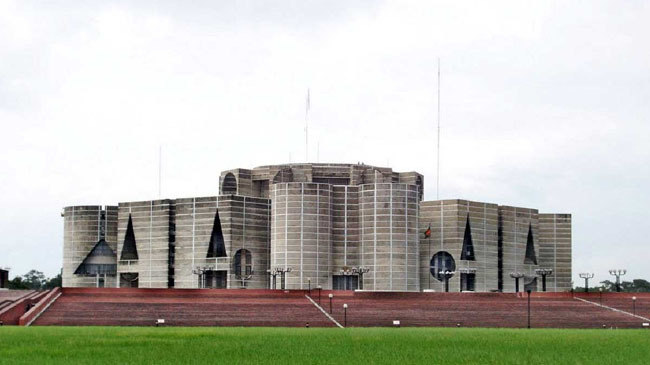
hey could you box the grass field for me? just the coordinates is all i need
[1,326,649,364]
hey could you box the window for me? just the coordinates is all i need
[74,239,117,276]
[430,251,456,281]
[233,249,252,278]
[206,210,227,258]
[524,224,537,265]
[222,173,237,194]
[120,214,138,261]
[461,215,476,261]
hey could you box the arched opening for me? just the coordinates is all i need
[430,251,456,281]
[233,249,253,279]
[222,173,237,194]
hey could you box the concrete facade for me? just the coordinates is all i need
[62,163,572,292]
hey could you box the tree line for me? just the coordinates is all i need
[574,279,650,292]
[6,270,61,290]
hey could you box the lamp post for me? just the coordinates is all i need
[343,303,348,327]
[510,272,525,293]
[352,267,370,290]
[632,296,637,316]
[308,278,311,296]
[579,273,594,293]
[599,287,603,305]
[527,289,531,329]
[317,285,322,305]
[609,269,627,292]
[328,293,333,313]
[274,267,293,290]
[535,268,553,292]
[439,270,455,292]
[192,266,213,289]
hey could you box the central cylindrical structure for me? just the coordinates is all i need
[271,182,331,289]
[360,183,419,291]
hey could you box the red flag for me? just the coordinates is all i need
[424,226,431,238]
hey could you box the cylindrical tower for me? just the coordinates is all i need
[62,205,118,287]
[360,183,419,291]
[271,182,331,289]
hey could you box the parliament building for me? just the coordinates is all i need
[61,163,572,292]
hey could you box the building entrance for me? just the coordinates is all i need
[204,270,227,289]
[332,275,358,291]
[460,273,476,291]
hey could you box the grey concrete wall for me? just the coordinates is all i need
[418,200,499,293]
[116,200,172,288]
[331,185,360,271]
[539,213,572,292]
[271,183,331,289]
[360,183,420,291]
[499,206,539,293]
[62,205,117,288]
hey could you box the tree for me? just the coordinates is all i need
[7,276,30,290]
[22,270,47,290]
[44,273,62,289]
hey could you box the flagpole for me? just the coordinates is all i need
[436,58,441,200]
[158,145,162,199]
[305,89,310,162]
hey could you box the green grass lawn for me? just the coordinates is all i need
[1,326,649,364]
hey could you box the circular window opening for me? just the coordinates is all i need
[430,251,456,281]
[222,173,237,194]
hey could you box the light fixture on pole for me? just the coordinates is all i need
[510,272,525,293]
[608,269,626,292]
[535,268,553,292]
[351,267,370,290]
[578,273,594,293]
[526,289,532,329]
[343,303,348,327]
[439,270,455,292]
[273,267,293,290]
[328,293,333,313]
[632,296,637,316]
[599,287,603,305]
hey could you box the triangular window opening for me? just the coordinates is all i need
[75,239,117,275]
[524,223,537,265]
[120,214,138,260]
[460,215,476,261]
[207,210,227,258]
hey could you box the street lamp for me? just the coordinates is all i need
[579,273,594,293]
[317,285,322,305]
[352,267,370,290]
[535,268,553,292]
[526,289,532,329]
[439,270,456,292]
[599,287,603,305]
[328,293,333,313]
[271,266,293,290]
[192,266,213,289]
[343,303,348,327]
[608,269,627,292]
[632,296,637,316]
[510,272,525,293]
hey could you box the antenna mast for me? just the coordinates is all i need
[158,145,162,199]
[305,88,310,162]
[436,58,441,200]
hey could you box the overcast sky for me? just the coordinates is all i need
[1,1,648,286]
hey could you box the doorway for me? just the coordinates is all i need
[332,275,358,290]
